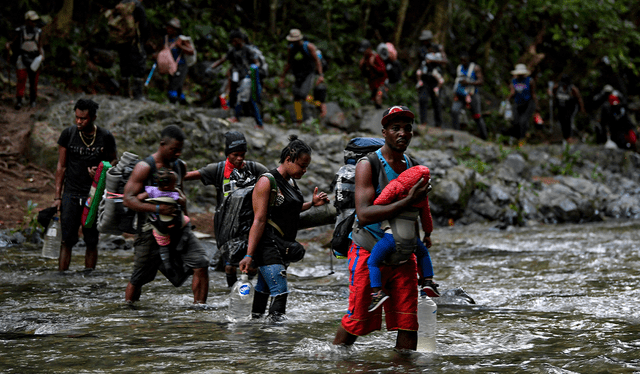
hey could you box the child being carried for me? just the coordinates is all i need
[367,165,440,313]
[136,167,190,275]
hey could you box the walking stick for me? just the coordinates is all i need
[548,81,554,131]
[145,63,156,86]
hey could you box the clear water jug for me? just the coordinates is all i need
[42,217,61,259]
[228,274,254,322]
[417,293,437,352]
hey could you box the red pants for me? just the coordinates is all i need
[16,68,40,100]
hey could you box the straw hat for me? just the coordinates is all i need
[511,64,530,76]
[167,18,181,30]
[419,30,433,41]
[286,29,303,42]
[25,10,40,21]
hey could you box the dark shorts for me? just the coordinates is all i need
[341,242,419,336]
[130,228,210,287]
[60,193,99,249]
[293,73,315,101]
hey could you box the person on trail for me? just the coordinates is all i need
[53,99,118,272]
[451,51,488,140]
[5,11,44,110]
[162,18,194,105]
[115,0,149,101]
[550,74,586,143]
[238,135,330,322]
[506,64,540,140]
[359,39,387,109]
[123,125,210,304]
[333,106,432,350]
[597,90,636,151]
[416,30,446,127]
[184,131,268,287]
[366,165,439,313]
[280,29,325,123]
[208,30,263,127]
[136,168,190,280]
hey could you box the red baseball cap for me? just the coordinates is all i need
[381,106,415,127]
[609,94,621,106]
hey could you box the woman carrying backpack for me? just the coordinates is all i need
[238,135,330,321]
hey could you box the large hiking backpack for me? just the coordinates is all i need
[330,138,385,258]
[246,44,268,78]
[376,42,402,84]
[97,152,140,235]
[214,173,278,265]
[105,1,137,43]
[301,41,328,74]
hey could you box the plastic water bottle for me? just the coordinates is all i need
[228,273,254,322]
[42,217,61,259]
[417,293,437,352]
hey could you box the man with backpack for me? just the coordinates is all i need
[207,30,263,127]
[52,99,118,272]
[5,11,44,110]
[359,39,387,109]
[280,29,325,123]
[451,51,488,140]
[111,0,149,101]
[333,106,432,351]
[123,125,210,304]
[416,30,446,127]
[184,131,268,287]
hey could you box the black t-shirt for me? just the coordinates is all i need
[198,160,268,207]
[57,125,117,196]
[226,45,256,78]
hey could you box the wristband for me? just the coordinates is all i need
[156,205,160,214]
[244,254,253,258]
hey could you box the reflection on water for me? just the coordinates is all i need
[1,220,639,373]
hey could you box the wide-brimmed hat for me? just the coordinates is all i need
[511,64,530,76]
[25,10,40,21]
[419,30,433,41]
[167,18,181,30]
[358,39,372,53]
[381,106,415,127]
[286,29,303,42]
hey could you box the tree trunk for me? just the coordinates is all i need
[325,0,332,42]
[430,0,449,48]
[270,0,278,35]
[361,0,371,37]
[469,0,510,55]
[42,0,74,41]
[393,0,410,47]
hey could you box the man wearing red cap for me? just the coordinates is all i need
[600,91,636,150]
[334,105,432,350]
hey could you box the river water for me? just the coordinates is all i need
[1,220,639,373]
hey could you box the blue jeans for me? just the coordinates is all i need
[255,264,289,296]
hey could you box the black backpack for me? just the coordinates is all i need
[330,150,419,258]
[214,172,278,264]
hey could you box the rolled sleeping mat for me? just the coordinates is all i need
[82,161,112,228]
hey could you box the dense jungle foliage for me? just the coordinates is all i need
[2,0,640,128]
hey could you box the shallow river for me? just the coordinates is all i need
[1,220,639,373]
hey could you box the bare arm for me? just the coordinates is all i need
[473,65,484,86]
[530,78,540,109]
[184,170,201,181]
[573,86,586,112]
[123,161,176,216]
[176,38,194,56]
[354,159,429,227]
[53,145,67,210]
[506,81,516,101]
[238,176,271,272]
[209,55,227,70]
[308,43,324,84]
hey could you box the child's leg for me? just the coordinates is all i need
[367,233,396,289]
[415,238,434,279]
[153,229,174,272]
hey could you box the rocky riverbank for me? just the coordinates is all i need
[23,94,640,230]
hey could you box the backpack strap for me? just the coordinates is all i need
[214,160,226,189]
[68,125,77,148]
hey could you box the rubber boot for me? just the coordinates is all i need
[294,101,303,122]
[119,78,130,98]
[131,78,145,101]
[475,117,488,140]
[268,293,288,322]
[251,291,270,319]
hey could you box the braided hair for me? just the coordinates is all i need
[279,134,312,164]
